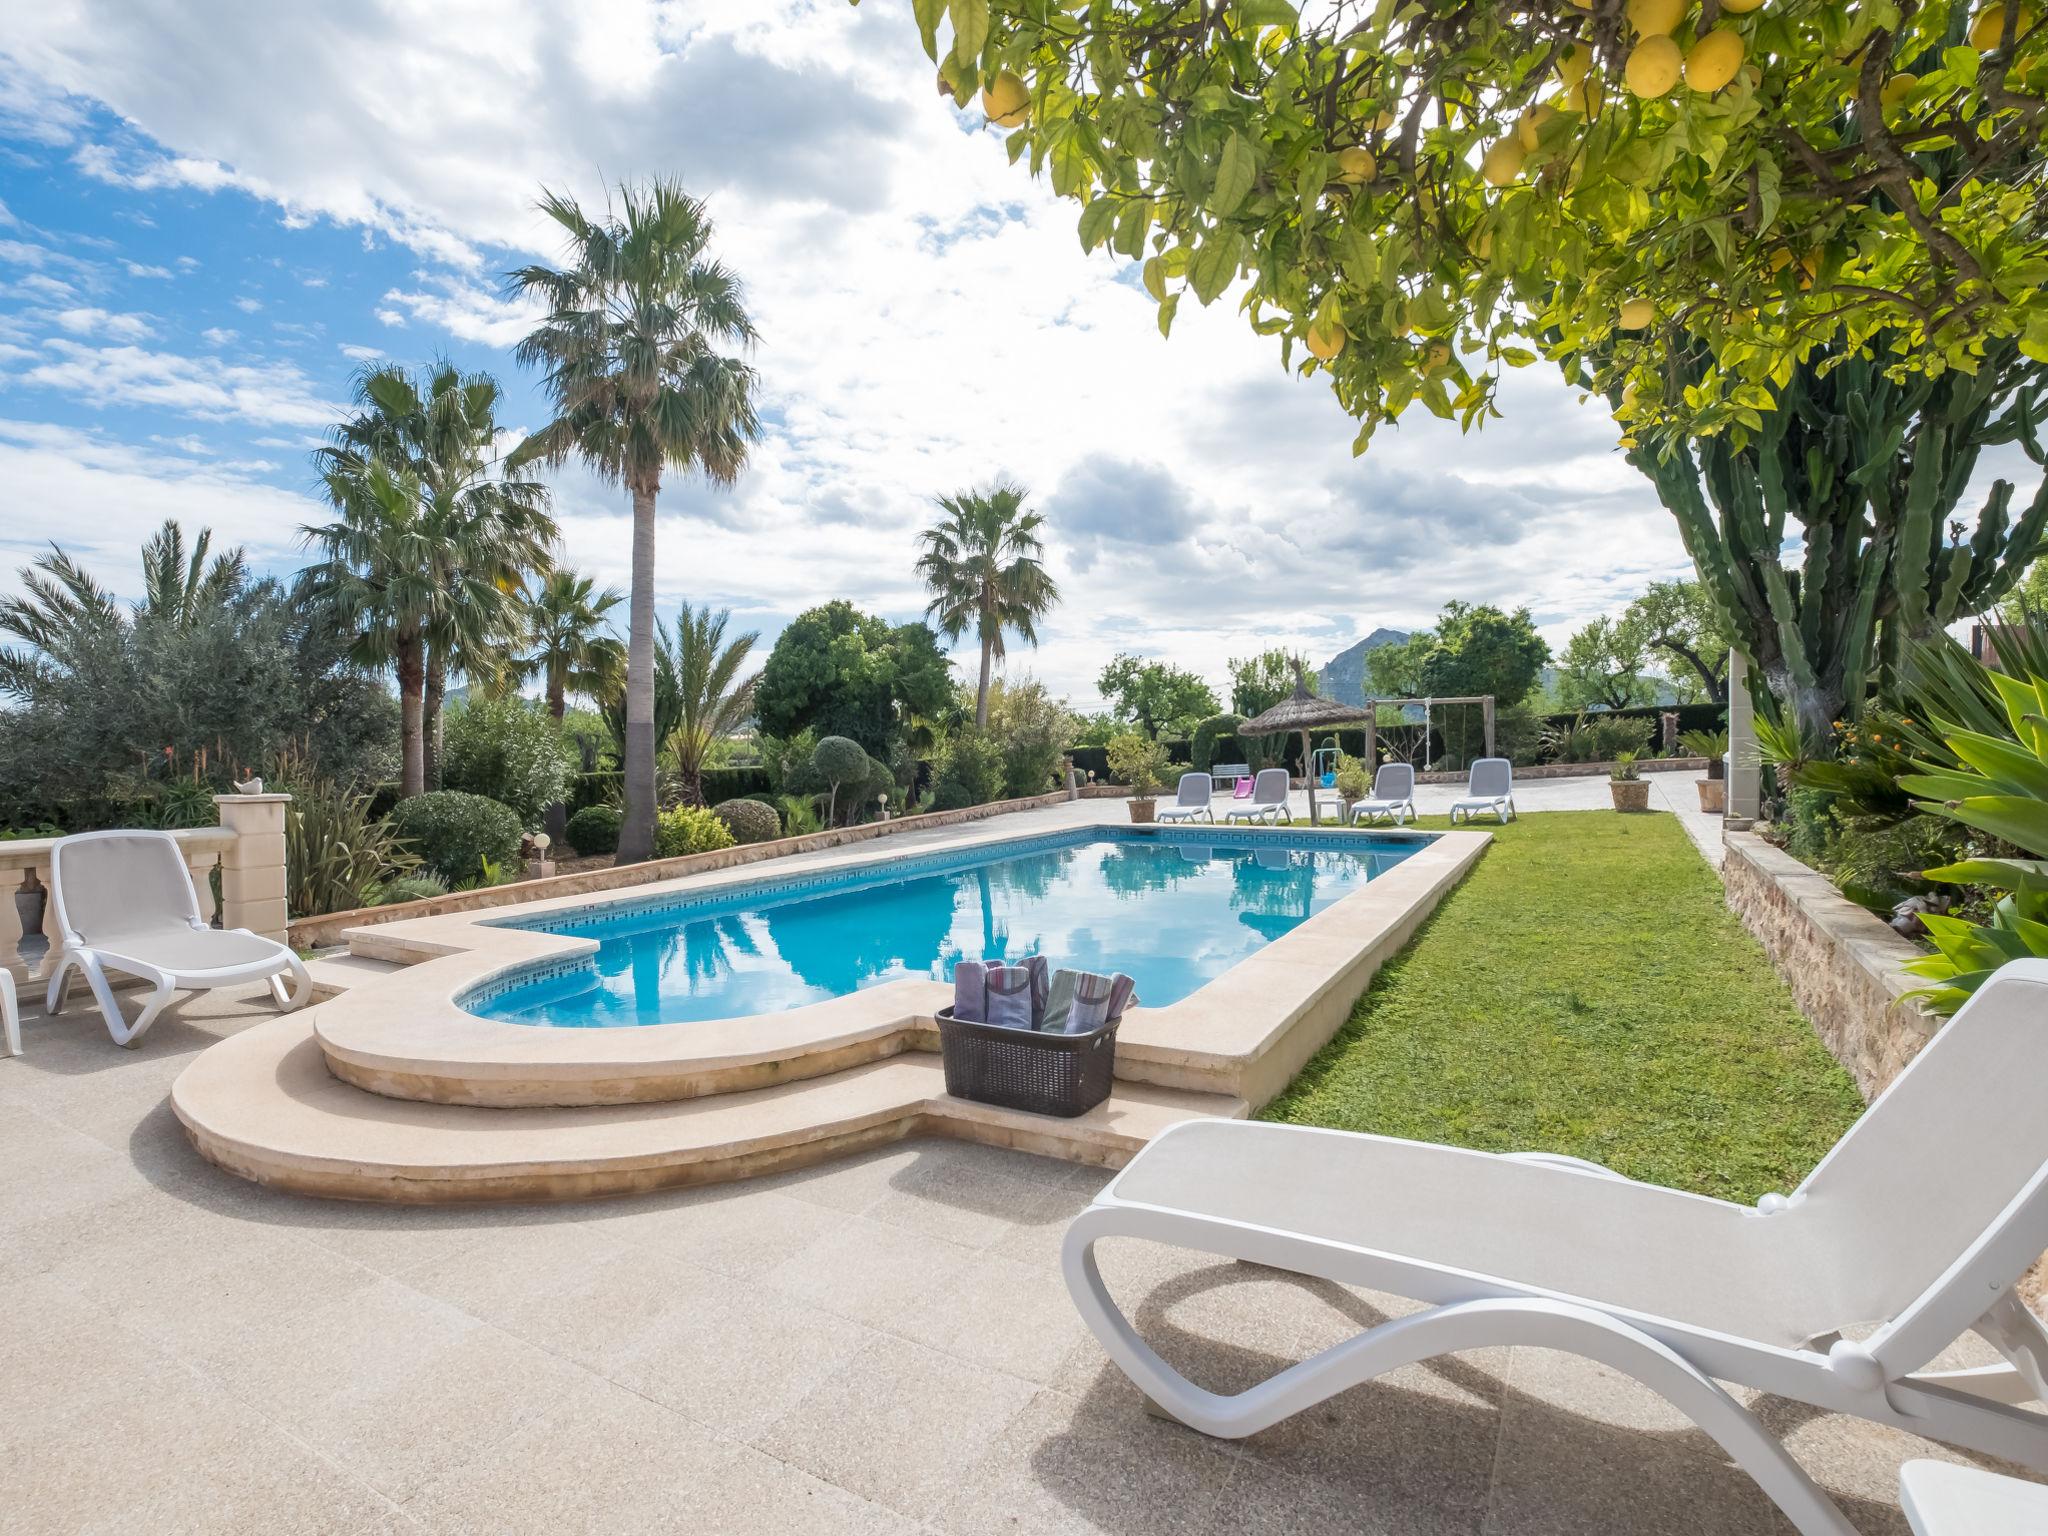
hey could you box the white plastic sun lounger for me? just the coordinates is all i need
[1348,763,1417,827]
[1900,1459,2048,1534]
[1156,772,1215,823]
[1222,768,1291,825]
[1063,962,2048,1536]
[1,969,16,1057]
[44,829,311,1047]
[1448,756,1515,824]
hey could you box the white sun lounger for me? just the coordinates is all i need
[1,970,16,1057]
[1900,1459,2048,1534]
[1448,756,1515,824]
[1349,763,1417,827]
[45,829,311,1047]
[1156,772,1215,823]
[1062,962,2048,1536]
[1222,767,1291,825]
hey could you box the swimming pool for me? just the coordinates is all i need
[466,827,1429,1028]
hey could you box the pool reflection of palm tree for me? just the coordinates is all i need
[678,915,758,986]
[1231,847,1317,939]
[762,874,960,995]
[1099,842,1212,899]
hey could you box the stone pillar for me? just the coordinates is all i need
[1726,650,1761,824]
[215,793,291,941]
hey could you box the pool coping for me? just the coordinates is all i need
[312,811,1491,1110]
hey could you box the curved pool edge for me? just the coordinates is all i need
[305,822,1492,1110]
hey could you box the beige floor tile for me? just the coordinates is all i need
[865,1144,1080,1250]
[621,1185,853,1278]
[688,1445,915,1535]
[401,1213,635,1325]
[931,1385,1240,1536]
[916,1249,1096,1383]
[609,1267,877,1434]
[765,1214,978,1330]
[761,1139,940,1215]
[404,1374,731,1535]
[752,1332,1038,1520]
[1482,1392,1777,1535]
[488,1242,729,1372]
[985,1178,1100,1271]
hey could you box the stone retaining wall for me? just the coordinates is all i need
[1720,829,1938,1099]
[290,789,1077,950]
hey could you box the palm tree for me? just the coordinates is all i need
[1,519,245,697]
[915,482,1060,730]
[516,568,625,720]
[509,180,760,864]
[668,603,758,806]
[305,362,557,795]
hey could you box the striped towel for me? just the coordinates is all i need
[951,960,988,1023]
[984,963,1037,1030]
[1021,955,1050,1020]
[1042,968,1126,1035]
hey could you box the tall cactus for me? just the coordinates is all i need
[1630,343,2048,747]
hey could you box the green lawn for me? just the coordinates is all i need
[1260,810,1866,1204]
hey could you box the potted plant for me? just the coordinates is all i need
[1609,752,1651,812]
[1106,732,1172,823]
[1332,752,1372,824]
[1680,727,1730,814]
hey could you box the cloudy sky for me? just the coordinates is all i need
[0,0,1701,709]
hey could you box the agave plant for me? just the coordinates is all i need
[1898,668,2048,1013]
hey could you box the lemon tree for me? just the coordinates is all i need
[898,0,2048,738]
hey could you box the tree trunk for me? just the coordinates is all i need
[423,644,447,791]
[616,479,660,864]
[395,635,425,799]
[974,633,993,731]
[543,676,569,844]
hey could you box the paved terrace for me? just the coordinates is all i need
[0,776,1996,1535]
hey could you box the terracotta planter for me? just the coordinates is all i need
[1127,798,1158,824]
[1697,777,1726,814]
[1610,779,1651,813]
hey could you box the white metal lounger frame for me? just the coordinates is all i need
[1062,968,2048,1536]
[1349,764,1417,827]
[44,829,311,1047]
[1222,768,1291,825]
[1156,773,1215,823]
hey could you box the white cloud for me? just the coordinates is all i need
[199,326,236,346]
[337,342,382,361]
[1,339,339,427]
[122,259,173,278]
[51,305,153,340]
[231,295,263,313]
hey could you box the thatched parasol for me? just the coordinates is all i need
[1235,668,1378,825]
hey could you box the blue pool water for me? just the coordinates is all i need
[468,827,1428,1028]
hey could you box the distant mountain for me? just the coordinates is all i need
[1317,628,1410,705]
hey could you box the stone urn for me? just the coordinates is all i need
[1127,796,1158,824]
[1697,777,1726,814]
[1610,779,1651,813]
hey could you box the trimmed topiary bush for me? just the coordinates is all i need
[1191,713,1245,772]
[564,804,623,857]
[711,798,781,845]
[653,804,737,860]
[387,791,523,885]
[812,734,871,824]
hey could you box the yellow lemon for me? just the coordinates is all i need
[1684,29,1744,92]
[1626,35,1683,96]
[1422,340,1453,371]
[1880,72,1918,112]
[1480,138,1527,186]
[1305,318,1347,361]
[1335,146,1377,185]
[1720,0,1764,11]
[1620,379,1640,411]
[1619,296,1655,329]
[1559,76,1605,115]
[1971,4,2032,49]
[981,71,1030,128]
[1518,102,1558,150]
[1627,0,1686,34]
[1558,42,1591,87]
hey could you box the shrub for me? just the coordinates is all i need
[986,678,1078,798]
[388,791,523,885]
[929,730,1008,811]
[812,734,871,823]
[563,804,623,857]
[1106,732,1172,796]
[712,798,781,844]
[653,804,737,859]
[441,696,573,827]
[1190,713,1245,772]
[1541,711,1654,764]
[371,873,448,907]
[776,794,824,835]
[1333,752,1372,801]
[283,776,419,917]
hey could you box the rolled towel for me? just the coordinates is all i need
[984,963,1037,1030]
[1040,968,1077,1035]
[1022,954,1050,1022]
[951,960,988,1023]
[1105,973,1137,1022]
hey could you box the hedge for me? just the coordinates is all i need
[702,766,772,802]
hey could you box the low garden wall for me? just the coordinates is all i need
[290,788,1080,949]
[1414,756,1708,785]
[1720,829,1938,1100]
